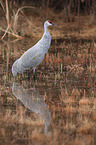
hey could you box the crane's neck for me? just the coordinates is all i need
[44,25,49,34]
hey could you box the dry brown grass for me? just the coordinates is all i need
[0,1,96,40]
[77,118,95,134]
[0,3,96,144]
[0,83,96,145]
[0,0,34,39]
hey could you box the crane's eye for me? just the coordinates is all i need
[48,20,52,24]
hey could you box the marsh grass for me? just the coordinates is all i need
[1,40,96,145]
[0,5,96,145]
[0,78,96,145]
[0,1,96,40]
[0,0,34,39]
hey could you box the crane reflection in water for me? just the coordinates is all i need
[12,82,51,136]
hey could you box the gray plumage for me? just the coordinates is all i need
[12,20,57,80]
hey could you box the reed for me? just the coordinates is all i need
[0,0,34,39]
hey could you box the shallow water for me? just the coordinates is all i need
[0,38,96,145]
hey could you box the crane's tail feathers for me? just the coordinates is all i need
[12,59,18,77]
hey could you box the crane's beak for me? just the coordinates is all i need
[52,23,59,27]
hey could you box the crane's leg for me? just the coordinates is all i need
[28,68,35,81]
[28,68,33,80]
[33,68,35,81]
[28,71,30,80]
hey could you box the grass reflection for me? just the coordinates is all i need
[0,38,96,145]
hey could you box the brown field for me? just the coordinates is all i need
[0,1,96,145]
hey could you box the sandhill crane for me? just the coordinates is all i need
[12,20,58,81]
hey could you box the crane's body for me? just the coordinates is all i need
[12,20,57,80]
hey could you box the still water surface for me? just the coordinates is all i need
[0,38,96,145]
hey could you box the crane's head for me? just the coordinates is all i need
[44,20,58,27]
